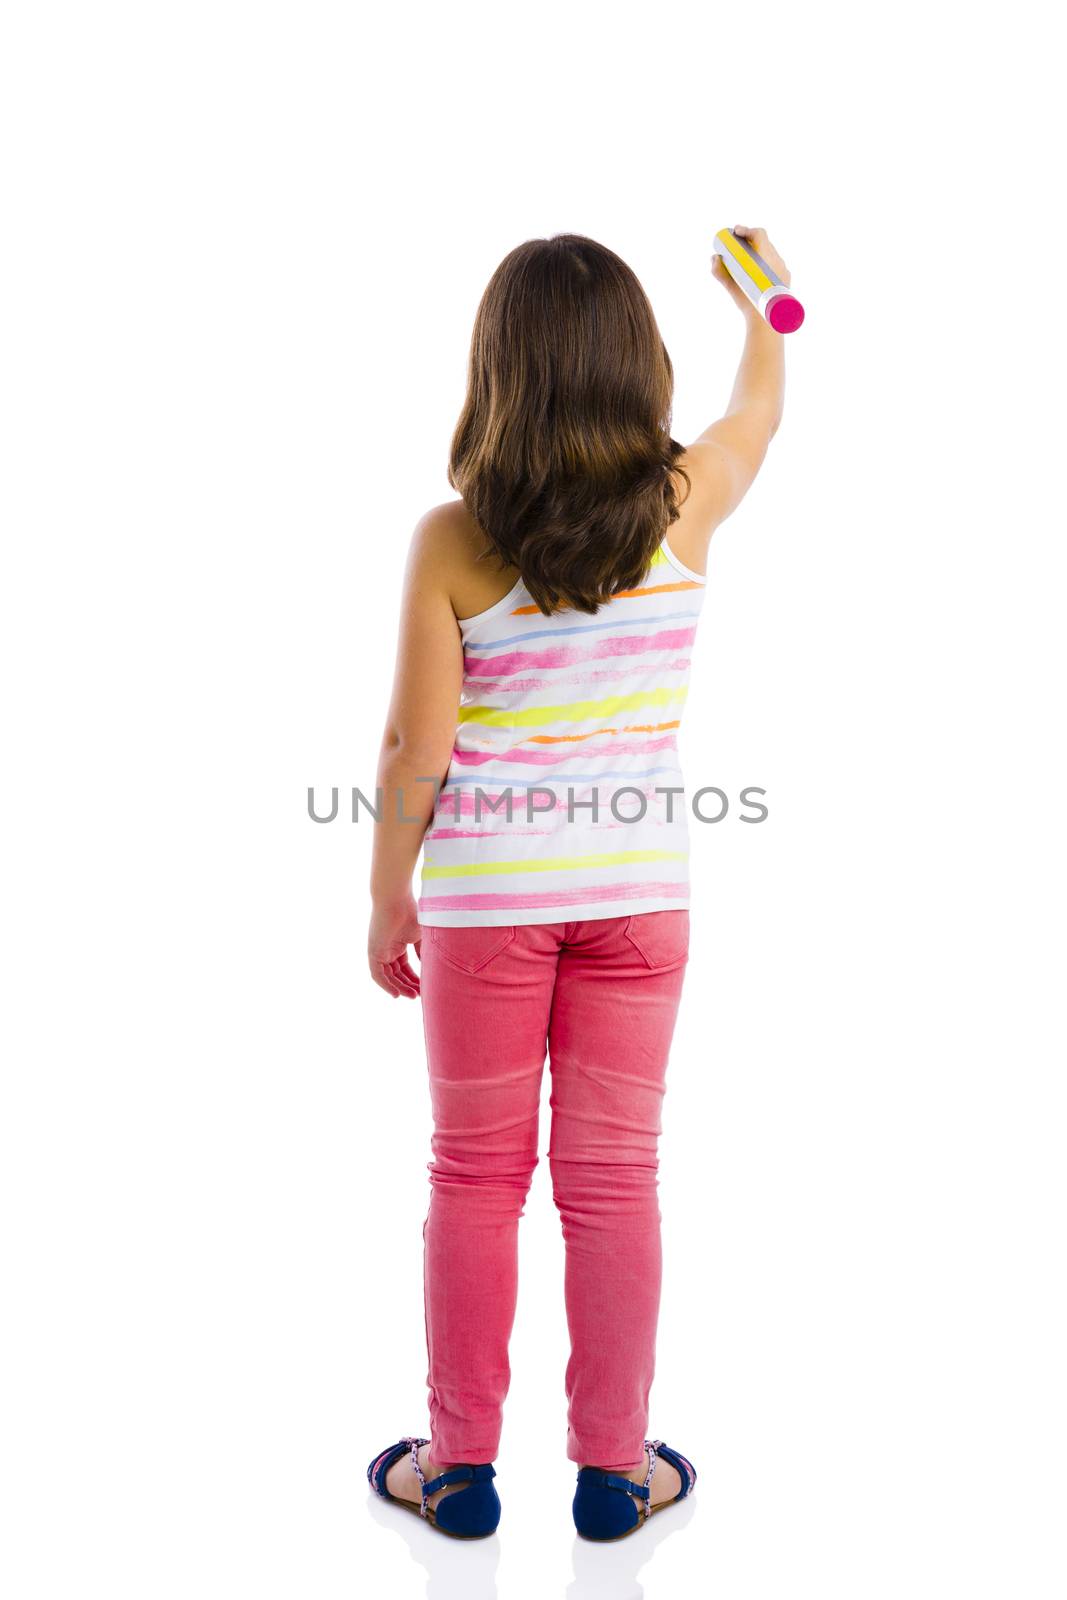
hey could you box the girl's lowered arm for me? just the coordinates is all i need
[368,513,464,998]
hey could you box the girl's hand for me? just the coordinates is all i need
[711,225,792,314]
[368,896,422,998]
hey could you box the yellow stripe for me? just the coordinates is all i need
[458,685,687,730]
[715,228,773,293]
[422,848,687,880]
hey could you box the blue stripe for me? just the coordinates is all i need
[463,610,703,652]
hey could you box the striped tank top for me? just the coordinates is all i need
[417,538,707,927]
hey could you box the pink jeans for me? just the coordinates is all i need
[417,911,689,1471]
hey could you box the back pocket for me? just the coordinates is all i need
[429,924,517,975]
[624,910,690,972]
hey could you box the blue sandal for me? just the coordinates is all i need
[367,1436,500,1539]
[572,1439,696,1541]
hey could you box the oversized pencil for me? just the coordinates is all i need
[712,228,805,333]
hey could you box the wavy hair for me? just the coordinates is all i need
[448,234,689,616]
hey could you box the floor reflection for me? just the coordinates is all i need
[366,1491,501,1600]
[568,1496,697,1600]
[366,1484,694,1599]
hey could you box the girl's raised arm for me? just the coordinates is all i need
[673,226,790,565]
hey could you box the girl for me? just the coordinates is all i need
[366,228,790,1540]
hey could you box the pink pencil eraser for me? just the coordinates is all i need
[767,294,805,334]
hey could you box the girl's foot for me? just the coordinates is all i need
[607,1445,683,1509]
[572,1439,696,1540]
[385,1442,468,1515]
[367,1436,501,1538]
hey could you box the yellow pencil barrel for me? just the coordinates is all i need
[712,228,804,334]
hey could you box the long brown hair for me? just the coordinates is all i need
[448,234,689,616]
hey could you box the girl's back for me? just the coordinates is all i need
[418,533,707,926]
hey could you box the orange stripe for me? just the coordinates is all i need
[510,580,700,616]
[527,720,681,745]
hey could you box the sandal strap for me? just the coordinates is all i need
[421,1463,496,1496]
[403,1436,432,1516]
[641,1439,661,1518]
[589,1471,651,1500]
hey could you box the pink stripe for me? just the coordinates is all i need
[419,880,690,913]
[451,735,679,768]
[467,627,697,679]
[466,662,691,694]
[426,819,657,841]
[426,826,555,839]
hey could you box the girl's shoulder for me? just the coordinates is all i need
[410,499,521,623]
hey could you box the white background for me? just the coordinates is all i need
[2,3,1064,1597]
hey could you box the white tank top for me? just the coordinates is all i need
[417,538,707,927]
